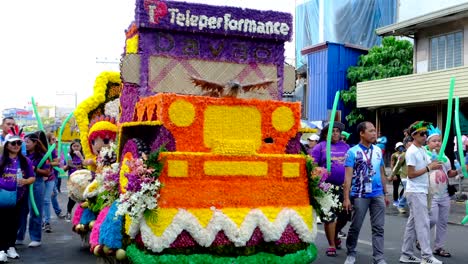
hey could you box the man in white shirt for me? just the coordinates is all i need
[399,121,443,264]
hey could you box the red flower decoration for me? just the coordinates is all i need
[144,0,168,24]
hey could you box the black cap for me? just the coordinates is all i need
[323,121,345,132]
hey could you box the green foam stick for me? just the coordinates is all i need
[439,78,455,160]
[31,97,44,132]
[29,185,39,216]
[57,111,74,163]
[454,97,468,178]
[37,144,56,169]
[461,201,468,225]
[327,91,340,172]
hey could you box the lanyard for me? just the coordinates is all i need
[359,144,373,165]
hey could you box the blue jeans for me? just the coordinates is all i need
[17,177,44,242]
[52,177,62,215]
[398,179,407,209]
[43,180,62,224]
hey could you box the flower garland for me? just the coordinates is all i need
[99,202,123,249]
[90,206,111,247]
[305,157,336,219]
[140,207,315,253]
[75,71,121,160]
[116,150,163,236]
[126,243,317,264]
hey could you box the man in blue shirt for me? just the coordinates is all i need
[0,117,26,155]
[343,121,389,264]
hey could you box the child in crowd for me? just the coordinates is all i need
[64,139,84,221]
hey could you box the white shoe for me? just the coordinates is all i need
[399,255,421,263]
[344,255,356,264]
[6,247,19,259]
[316,218,322,224]
[0,251,7,263]
[28,241,42,248]
[421,256,443,264]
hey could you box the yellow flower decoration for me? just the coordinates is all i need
[75,72,121,160]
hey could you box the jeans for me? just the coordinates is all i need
[346,195,386,263]
[43,180,61,224]
[398,179,407,208]
[17,177,44,242]
[52,179,62,215]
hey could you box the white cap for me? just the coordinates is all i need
[308,134,320,141]
[395,142,404,150]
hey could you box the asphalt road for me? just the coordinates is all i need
[10,189,468,264]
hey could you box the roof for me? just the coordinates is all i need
[301,42,368,56]
[376,2,468,37]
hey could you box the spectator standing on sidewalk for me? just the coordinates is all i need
[425,126,458,258]
[399,121,443,264]
[343,121,389,264]
[390,142,405,206]
[376,132,387,156]
[310,122,350,257]
[391,136,413,214]
[0,128,35,261]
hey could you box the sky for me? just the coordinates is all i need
[0,0,295,112]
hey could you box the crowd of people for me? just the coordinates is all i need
[0,117,84,262]
[305,119,467,264]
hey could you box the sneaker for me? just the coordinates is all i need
[44,223,52,233]
[0,251,7,263]
[344,255,356,264]
[421,256,443,264]
[399,255,421,263]
[338,231,347,238]
[28,241,42,248]
[65,213,72,222]
[393,201,399,207]
[375,260,387,264]
[316,218,322,224]
[15,240,23,245]
[57,212,66,219]
[398,207,407,214]
[6,247,19,259]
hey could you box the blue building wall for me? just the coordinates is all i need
[306,42,367,123]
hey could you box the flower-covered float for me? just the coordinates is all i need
[68,1,333,263]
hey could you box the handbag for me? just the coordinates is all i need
[0,188,17,207]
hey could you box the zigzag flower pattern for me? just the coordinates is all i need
[139,207,317,253]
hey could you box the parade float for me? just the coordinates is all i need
[69,1,330,263]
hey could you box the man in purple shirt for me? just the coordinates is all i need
[310,121,350,257]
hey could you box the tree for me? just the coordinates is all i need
[341,36,413,125]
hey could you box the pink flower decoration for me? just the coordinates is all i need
[275,225,301,245]
[72,206,85,226]
[90,206,110,247]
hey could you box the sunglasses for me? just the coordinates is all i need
[9,140,22,146]
[417,131,428,137]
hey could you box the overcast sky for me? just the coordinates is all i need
[0,0,295,111]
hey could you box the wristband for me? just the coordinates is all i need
[426,166,430,172]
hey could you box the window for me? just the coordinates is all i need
[429,31,463,71]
